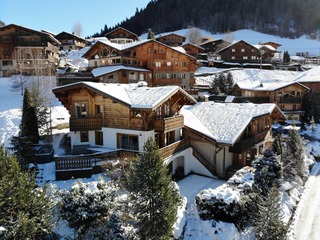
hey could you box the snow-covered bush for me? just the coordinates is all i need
[58,178,118,236]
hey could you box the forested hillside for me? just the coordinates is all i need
[92,0,320,39]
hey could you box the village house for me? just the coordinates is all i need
[104,27,139,44]
[82,38,198,90]
[181,42,204,58]
[293,65,320,92]
[232,79,309,121]
[155,32,186,47]
[0,24,60,77]
[53,82,285,180]
[55,31,89,51]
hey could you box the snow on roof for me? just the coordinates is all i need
[293,65,320,82]
[181,102,278,145]
[91,65,150,77]
[54,82,196,110]
[172,46,186,54]
[254,44,277,51]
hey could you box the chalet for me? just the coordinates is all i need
[155,33,186,47]
[53,81,197,179]
[82,38,198,90]
[53,82,286,180]
[261,41,282,50]
[181,42,204,58]
[55,31,88,51]
[199,38,230,57]
[254,44,280,63]
[105,27,139,44]
[233,80,309,121]
[294,65,320,92]
[0,24,60,77]
[216,40,260,63]
[180,102,286,178]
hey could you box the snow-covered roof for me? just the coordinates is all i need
[293,65,320,82]
[172,46,186,54]
[235,79,308,91]
[254,44,277,52]
[53,82,196,110]
[216,40,258,53]
[91,65,150,77]
[181,102,281,145]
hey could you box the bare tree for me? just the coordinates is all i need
[72,22,84,37]
[224,31,236,44]
[186,27,202,44]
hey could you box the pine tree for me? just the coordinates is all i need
[283,51,291,63]
[127,138,180,240]
[21,88,39,143]
[0,146,56,239]
[252,184,287,240]
[225,72,234,95]
[282,129,305,182]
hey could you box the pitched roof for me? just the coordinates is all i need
[216,40,259,54]
[91,65,150,77]
[235,80,309,91]
[181,102,284,145]
[105,27,139,39]
[53,81,197,110]
[0,24,61,45]
[55,31,88,42]
[293,65,320,83]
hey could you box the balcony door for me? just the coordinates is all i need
[75,102,87,117]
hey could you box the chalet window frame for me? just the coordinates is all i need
[95,131,103,146]
[117,133,139,151]
[80,131,89,142]
[75,102,87,118]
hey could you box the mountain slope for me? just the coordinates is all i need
[92,0,320,39]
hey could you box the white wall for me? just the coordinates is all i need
[102,127,154,151]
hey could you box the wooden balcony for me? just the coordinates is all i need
[158,137,191,159]
[153,115,184,132]
[229,136,255,153]
[153,78,181,86]
[70,117,103,131]
[255,129,271,143]
[234,96,270,103]
[279,97,302,104]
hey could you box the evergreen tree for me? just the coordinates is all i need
[147,28,155,39]
[210,72,234,95]
[21,88,39,143]
[225,72,234,95]
[282,129,305,182]
[127,138,180,240]
[283,51,291,63]
[0,146,56,239]
[272,134,283,156]
[252,184,287,240]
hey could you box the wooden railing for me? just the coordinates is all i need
[70,117,103,131]
[229,136,255,153]
[153,115,184,132]
[234,96,270,103]
[153,78,181,85]
[158,137,191,159]
[255,129,270,143]
[279,97,302,104]
[192,147,216,175]
[56,156,95,171]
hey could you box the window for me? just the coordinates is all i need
[181,62,187,67]
[95,131,103,145]
[231,49,235,52]
[231,56,235,59]
[108,74,114,79]
[118,134,139,151]
[167,62,172,66]
[75,102,87,117]
[243,56,248,59]
[80,131,89,142]
[129,72,136,80]
[251,56,256,60]
[157,106,162,118]
[241,49,245,52]
[139,73,144,81]
[155,62,161,67]
[95,104,102,115]
[165,103,170,117]
[2,60,13,66]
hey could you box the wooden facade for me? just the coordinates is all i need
[55,31,88,51]
[216,40,261,63]
[181,43,204,58]
[82,39,198,89]
[233,82,309,120]
[105,27,139,44]
[156,33,186,47]
[0,24,60,77]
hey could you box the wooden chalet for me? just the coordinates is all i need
[0,24,60,77]
[181,102,286,178]
[155,33,186,47]
[181,42,204,58]
[55,31,88,51]
[105,27,139,44]
[294,65,320,92]
[82,39,198,90]
[261,41,282,50]
[199,38,230,57]
[233,80,309,121]
[216,40,261,63]
[53,81,197,179]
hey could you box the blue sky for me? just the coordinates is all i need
[1,0,151,37]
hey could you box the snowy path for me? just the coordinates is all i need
[177,175,225,239]
[289,162,320,240]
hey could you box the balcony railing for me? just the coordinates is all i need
[229,136,255,153]
[279,97,302,104]
[70,117,103,131]
[153,115,184,132]
[234,96,270,103]
[158,137,191,159]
